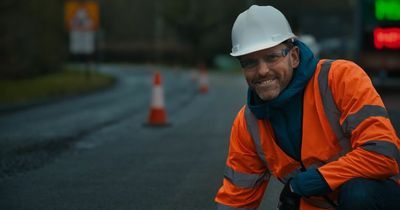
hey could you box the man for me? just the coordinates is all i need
[214,5,400,210]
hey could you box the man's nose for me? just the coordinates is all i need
[257,59,270,76]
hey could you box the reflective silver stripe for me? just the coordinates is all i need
[361,140,400,183]
[244,106,269,168]
[318,60,351,153]
[342,105,388,135]
[224,165,269,188]
[360,140,400,169]
[217,203,257,210]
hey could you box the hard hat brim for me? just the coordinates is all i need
[230,34,296,57]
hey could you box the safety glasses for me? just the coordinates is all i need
[239,47,292,70]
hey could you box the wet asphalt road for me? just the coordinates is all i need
[0,64,398,209]
[0,65,257,210]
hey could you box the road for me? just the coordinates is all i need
[0,64,398,210]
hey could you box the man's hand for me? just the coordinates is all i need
[277,181,301,210]
[289,169,331,197]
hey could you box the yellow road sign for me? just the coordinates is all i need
[65,1,99,31]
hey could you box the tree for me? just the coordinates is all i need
[161,0,247,65]
[0,0,67,79]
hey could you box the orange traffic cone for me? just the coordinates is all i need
[145,71,169,126]
[198,65,209,93]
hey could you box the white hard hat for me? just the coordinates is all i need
[231,5,296,57]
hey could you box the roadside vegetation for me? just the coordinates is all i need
[0,68,116,105]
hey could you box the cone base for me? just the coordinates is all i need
[199,86,208,93]
[145,108,169,127]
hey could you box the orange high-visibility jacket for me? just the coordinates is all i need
[215,60,400,210]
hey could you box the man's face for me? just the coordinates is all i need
[240,43,299,101]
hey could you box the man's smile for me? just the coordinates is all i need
[254,78,277,88]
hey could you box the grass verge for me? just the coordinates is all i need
[0,68,116,105]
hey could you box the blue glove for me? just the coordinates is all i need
[290,169,331,197]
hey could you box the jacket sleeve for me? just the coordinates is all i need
[215,107,270,209]
[318,60,400,191]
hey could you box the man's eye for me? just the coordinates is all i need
[240,59,258,69]
[264,54,280,62]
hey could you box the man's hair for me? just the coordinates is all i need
[282,39,295,49]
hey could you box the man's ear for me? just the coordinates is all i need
[290,46,300,68]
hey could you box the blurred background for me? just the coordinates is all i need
[1,0,399,78]
[0,0,399,209]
